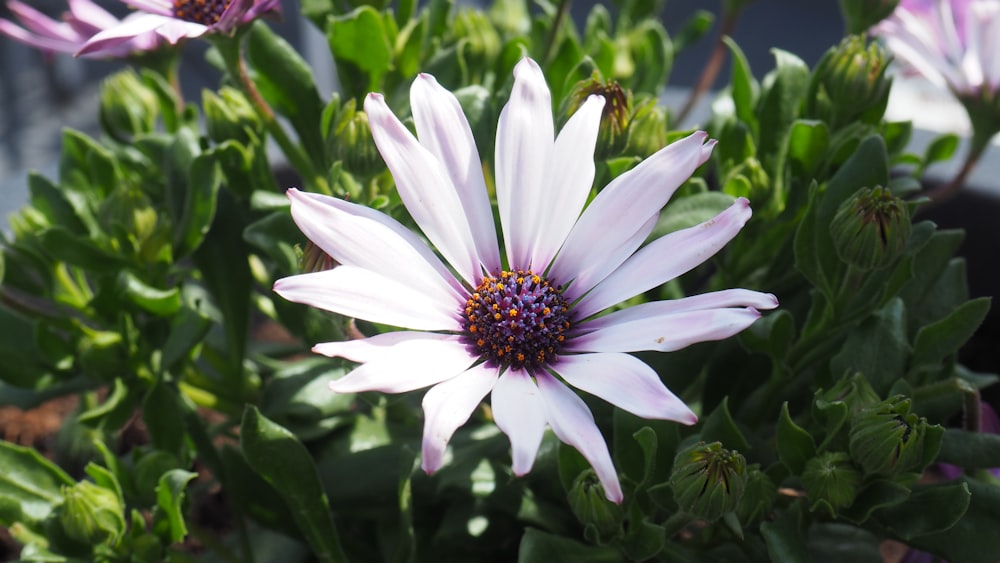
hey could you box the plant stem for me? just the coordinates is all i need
[925,142,984,203]
[674,8,741,126]
[543,0,572,64]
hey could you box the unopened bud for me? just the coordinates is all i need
[624,99,667,158]
[849,396,941,477]
[99,69,160,142]
[299,240,337,273]
[809,35,892,128]
[336,107,383,178]
[203,87,263,145]
[802,451,862,516]
[830,186,911,270]
[567,470,624,537]
[58,481,125,545]
[671,441,747,521]
[563,75,632,160]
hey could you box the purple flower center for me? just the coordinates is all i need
[461,270,571,372]
[173,0,231,25]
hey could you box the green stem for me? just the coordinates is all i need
[925,141,984,203]
[214,36,331,194]
[661,511,692,540]
[674,8,741,126]
[543,0,572,64]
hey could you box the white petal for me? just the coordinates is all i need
[121,0,172,15]
[552,353,697,424]
[273,265,462,331]
[76,13,171,55]
[286,188,464,299]
[582,289,778,330]
[535,373,623,503]
[529,95,605,269]
[549,132,714,296]
[68,0,122,30]
[575,198,751,319]
[411,74,502,275]
[491,369,546,475]
[495,58,555,270]
[365,93,482,285]
[312,331,457,362]
[327,337,475,394]
[570,307,762,353]
[421,364,499,473]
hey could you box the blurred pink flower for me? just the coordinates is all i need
[0,0,159,58]
[274,57,777,502]
[76,0,280,56]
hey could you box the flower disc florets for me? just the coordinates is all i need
[173,0,230,25]
[462,270,571,371]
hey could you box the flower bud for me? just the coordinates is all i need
[817,373,881,416]
[830,186,911,271]
[562,75,632,160]
[839,0,900,34]
[736,464,777,524]
[335,107,383,179]
[299,240,337,273]
[671,441,747,521]
[809,35,892,129]
[203,87,263,145]
[99,69,160,142]
[801,451,862,516]
[624,99,667,158]
[58,481,125,545]
[452,10,501,78]
[567,470,624,537]
[849,396,939,477]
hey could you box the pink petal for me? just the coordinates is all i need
[0,21,78,53]
[76,12,171,55]
[327,337,475,394]
[495,58,555,271]
[569,307,763,353]
[491,369,547,475]
[273,265,462,332]
[312,331,457,362]
[421,364,499,473]
[575,198,751,319]
[365,93,482,285]
[528,94,605,270]
[535,373,623,503]
[67,0,122,30]
[411,74,501,276]
[152,19,208,43]
[285,188,464,299]
[121,0,172,15]
[549,132,714,297]
[216,0,254,31]
[7,1,76,39]
[552,353,697,424]
[582,289,778,330]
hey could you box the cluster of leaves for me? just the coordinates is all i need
[0,0,998,562]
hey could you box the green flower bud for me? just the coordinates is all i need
[299,240,337,273]
[839,0,900,34]
[624,99,667,158]
[203,87,263,145]
[849,396,940,477]
[99,69,160,142]
[671,441,747,521]
[77,331,128,383]
[335,106,383,179]
[816,373,881,417]
[563,75,632,160]
[452,10,501,79]
[98,185,159,251]
[58,481,125,545]
[830,186,911,271]
[809,35,892,129]
[736,464,777,524]
[567,470,624,537]
[801,451,862,516]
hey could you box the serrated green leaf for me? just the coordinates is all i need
[830,298,910,395]
[839,479,911,524]
[241,406,347,563]
[906,479,1000,563]
[757,49,810,166]
[173,152,220,258]
[155,469,196,543]
[787,119,829,179]
[777,403,816,474]
[328,6,394,93]
[700,397,750,452]
[911,297,990,369]
[0,441,73,530]
[875,481,970,540]
[724,37,758,131]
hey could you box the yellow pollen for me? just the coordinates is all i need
[543,307,551,315]
[532,275,541,284]
[509,309,518,317]
[494,313,502,321]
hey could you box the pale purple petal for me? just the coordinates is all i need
[569,307,762,353]
[312,331,457,362]
[574,198,751,319]
[215,0,253,31]
[7,1,76,39]
[326,337,475,394]
[582,289,778,330]
[535,373,623,503]
[495,58,555,271]
[285,188,464,299]
[411,74,501,275]
[121,0,172,15]
[365,93,482,285]
[273,265,462,331]
[491,370,547,475]
[552,353,697,424]
[152,19,208,43]
[550,132,714,297]
[0,21,78,52]
[76,13,173,55]
[421,364,499,473]
[528,95,605,270]
[67,0,122,30]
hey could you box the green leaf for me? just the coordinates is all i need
[612,409,679,487]
[830,298,910,395]
[724,37,758,131]
[143,380,186,457]
[741,309,795,359]
[700,397,751,452]
[654,192,736,238]
[160,303,212,372]
[839,479,911,524]
[39,227,126,272]
[27,172,86,234]
[757,49,810,166]
[0,307,52,389]
[776,403,816,474]
[787,119,829,179]
[173,152,220,258]
[920,133,960,173]
[241,406,347,563]
[671,9,714,53]
[116,271,181,316]
[937,428,1000,469]
[907,479,1000,563]
[911,297,990,369]
[518,528,624,563]
[875,481,970,540]
[328,6,394,93]
[761,507,810,563]
[0,441,73,530]
[155,469,197,543]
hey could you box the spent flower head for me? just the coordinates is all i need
[274,57,778,502]
[76,0,280,56]
[0,0,160,57]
